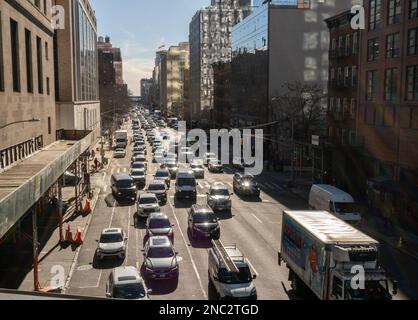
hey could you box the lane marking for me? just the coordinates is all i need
[125,206,131,267]
[246,258,259,277]
[168,198,207,299]
[251,213,263,224]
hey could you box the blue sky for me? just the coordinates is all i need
[90,0,209,95]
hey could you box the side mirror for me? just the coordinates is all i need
[171,224,175,227]
[253,275,257,280]
[175,252,179,255]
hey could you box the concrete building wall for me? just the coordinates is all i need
[0,0,57,150]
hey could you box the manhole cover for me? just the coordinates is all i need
[77,265,93,271]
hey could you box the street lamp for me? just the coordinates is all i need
[0,118,41,130]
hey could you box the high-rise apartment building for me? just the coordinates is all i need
[140,78,154,106]
[189,0,251,120]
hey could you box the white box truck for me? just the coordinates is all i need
[309,184,362,225]
[115,130,128,149]
[279,211,397,300]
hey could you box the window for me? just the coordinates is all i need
[353,32,358,54]
[330,68,335,82]
[329,98,334,113]
[368,38,379,61]
[367,70,378,101]
[345,34,351,56]
[388,0,401,25]
[25,29,33,93]
[10,19,20,92]
[337,67,343,85]
[410,0,418,18]
[386,33,400,58]
[336,98,341,113]
[408,28,418,55]
[338,36,343,56]
[352,66,358,87]
[0,12,4,91]
[406,65,418,100]
[343,98,349,115]
[45,41,49,60]
[344,66,350,87]
[36,36,43,94]
[48,117,51,135]
[385,68,398,101]
[46,77,50,95]
[350,99,357,119]
[331,38,337,57]
[369,0,382,30]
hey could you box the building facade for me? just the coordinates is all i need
[0,0,56,154]
[159,42,190,116]
[189,0,251,120]
[140,78,154,106]
[54,0,100,134]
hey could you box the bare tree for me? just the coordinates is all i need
[273,81,326,141]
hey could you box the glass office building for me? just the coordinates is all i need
[72,0,98,102]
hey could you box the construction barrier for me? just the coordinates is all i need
[73,227,84,246]
[83,199,92,214]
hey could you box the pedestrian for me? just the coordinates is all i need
[91,149,95,160]
[94,158,99,171]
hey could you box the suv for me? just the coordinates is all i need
[111,174,137,200]
[154,169,171,188]
[190,159,205,179]
[146,212,174,243]
[208,159,223,173]
[135,193,160,220]
[162,160,178,179]
[106,266,150,300]
[131,168,146,187]
[233,173,261,198]
[142,236,179,280]
[208,242,257,300]
[175,170,197,201]
[188,205,220,240]
[96,228,127,260]
[207,183,232,212]
[147,181,168,204]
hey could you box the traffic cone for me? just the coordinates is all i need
[65,225,73,243]
[73,228,84,246]
[83,199,92,214]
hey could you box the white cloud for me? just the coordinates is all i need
[123,57,154,96]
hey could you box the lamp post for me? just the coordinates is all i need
[0,118,41,130]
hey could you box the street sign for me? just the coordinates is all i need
[312,135,320,146]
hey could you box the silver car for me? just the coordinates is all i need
[106,266,150,300]
[135,193,160,219]
[96,228,127,260]
[114,148,126,158]
[190,160,205,179]
[143,236,179,280]
[207,183,232,212]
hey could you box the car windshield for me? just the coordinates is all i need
[219,267,252,284]
[334,202,357,214]
[344,281,389,300]
[116,149,124,152]
[155,171,169,178]
[166,163,177,168]
[139,197,157,205]
[194,213,217,224]
[132,163,145,169]
[117,180,134,188]
[177,178,196,187]
[147,247,174,258]
[100,233,123,243]
[149,184,166,191]
[113,283,146,300]
[211,189,229,196]
[149,219,171,229]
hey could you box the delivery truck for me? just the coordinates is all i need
[115,130,128,149]
[278,210,398,300]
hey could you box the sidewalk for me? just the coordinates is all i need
[259,170,418,262]
[17,141,113,293]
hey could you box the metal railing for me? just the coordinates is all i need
[0,136,43,170]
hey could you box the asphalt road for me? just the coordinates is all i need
[66,121,416,300]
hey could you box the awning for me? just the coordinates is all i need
[0,131,95,240]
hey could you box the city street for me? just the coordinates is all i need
[65,121,417,300]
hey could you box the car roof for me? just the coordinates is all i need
[149,212,169,220]
[149,236,171,248]
[210,182,228,190]
[177,170,194,177]
[191,204,214,214]
[113,267,142,285]
[112,173,132,181]
[102,228,123,235]
[140,193,157,199]
[149,180,166,186]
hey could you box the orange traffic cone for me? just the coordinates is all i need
[65,225,73,243]
[73,228,84,246]
[83,199,92,214]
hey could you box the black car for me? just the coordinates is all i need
[232,173,261,198]
[111,174,137,200]
[188,205,220,240]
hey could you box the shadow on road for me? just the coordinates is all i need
[92,254,124,270]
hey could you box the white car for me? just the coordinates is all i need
[96,228,127,260]
[106,266,150,300]
[135,193,160,219]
